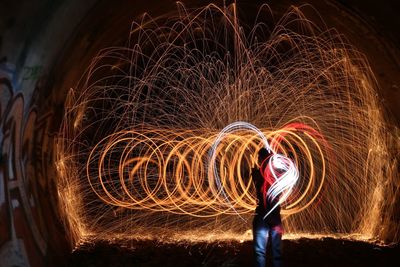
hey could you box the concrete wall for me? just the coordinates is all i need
[0,1,96,266]
[0,1,399,266]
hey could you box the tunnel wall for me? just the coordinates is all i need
[0,1,96,266]
[1,1,399,266]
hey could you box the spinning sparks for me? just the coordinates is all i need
[56,3,395,247]
[207,121,300,219]
[264,154,299,219]
[207,121,273,217]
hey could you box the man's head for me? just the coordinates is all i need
[258,147,272,166]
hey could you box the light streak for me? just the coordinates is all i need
[55,3,396,247]
[264,153,299,219]
[207,121,273,220]
[207,121,300,220]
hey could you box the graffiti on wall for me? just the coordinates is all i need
[22,66,43,82]
[0,59,65,267]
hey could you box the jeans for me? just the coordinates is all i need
[253,214,283,267]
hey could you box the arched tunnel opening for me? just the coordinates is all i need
[1,0,399,266]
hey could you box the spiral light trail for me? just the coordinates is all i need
[264,153,299,219]
[56,3,396,247]
[208,121,301,219]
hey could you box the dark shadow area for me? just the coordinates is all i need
[67,239,400,267]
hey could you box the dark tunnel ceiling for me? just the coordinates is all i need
[43,0,400,125]
[5,0,398,126]
[2,0,400,51]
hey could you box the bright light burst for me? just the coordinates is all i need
[264,153,299,219]
[207,121,301,220]
[56,3,395,247]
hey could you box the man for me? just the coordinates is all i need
[252,147,283,267]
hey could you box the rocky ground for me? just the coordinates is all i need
[66,238,400,267]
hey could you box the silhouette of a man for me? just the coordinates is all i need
[252,147,283,267]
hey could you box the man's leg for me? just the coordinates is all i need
[270,224,283,267]
[253,215,269,267]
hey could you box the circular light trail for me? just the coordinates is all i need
[56,3,393,246]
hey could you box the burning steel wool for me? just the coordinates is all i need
[56,3,396,247]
